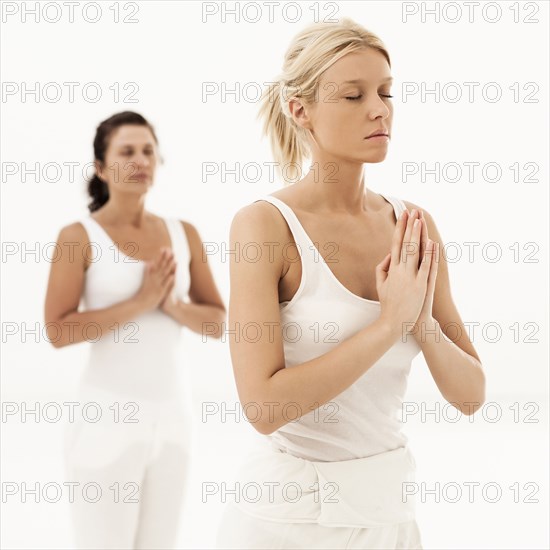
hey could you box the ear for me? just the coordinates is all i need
[288,98,313,131]
[94,160,105,181]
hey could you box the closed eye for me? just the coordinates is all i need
[345,94,394,100]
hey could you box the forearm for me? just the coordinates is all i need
[410,318,486,413]
[47,297,148,348]
[165,300,226,337]
[257,317,399,434]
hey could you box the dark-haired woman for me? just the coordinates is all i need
[44,111,226,549]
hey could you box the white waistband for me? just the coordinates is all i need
[232,445,417,528]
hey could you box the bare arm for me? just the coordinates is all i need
[229,203,426,435]
[405,202,486,414]
[44,223,163,348]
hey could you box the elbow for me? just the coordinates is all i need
[202,307,226,339]
[456,391,486,417]
[460,400,483,416]
[206,323,224,340]
[252,421,277,436]
[241,401,279,435]
[45,320,65,349]
[254,416,280,435]
[447,399,483,416]
[452,360,486,416]
[469,361,486,413]
[49,335,68,349]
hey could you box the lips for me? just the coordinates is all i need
[366,129,389,138]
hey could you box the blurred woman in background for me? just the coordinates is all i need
[44,111,226,549]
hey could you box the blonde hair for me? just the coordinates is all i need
[257,17,391,185]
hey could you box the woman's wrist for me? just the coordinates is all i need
[374,314,402,343]
[161,295,180,317]
[133,292,154,314]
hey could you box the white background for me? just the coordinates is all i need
[1,1,548,548]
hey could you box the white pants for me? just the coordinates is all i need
[216,503,423,549]
[215,443,423,549]
[64,385,194,549]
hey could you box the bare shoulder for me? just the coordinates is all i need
[58,221,91,253]
[59,221,89,241]
[230,200,293,280]
[231,199,291,241]
[54,221,91,268]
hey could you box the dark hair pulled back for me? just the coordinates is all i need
[86,111,158,212]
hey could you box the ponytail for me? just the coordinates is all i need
[257,80,310,185]
[87,174,109,213]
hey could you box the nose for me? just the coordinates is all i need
[134,153,151,169]
[367,95,391,121]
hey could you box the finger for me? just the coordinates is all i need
[162,268,176,286]
[376,252,392,284]
[159,248,171,270]
[164,259,176,279]
[406,214,422,273]
[391,209,409,265]
[432,241,440,278]
[163,274,175,293]
[378,252,391,272]
[409,218,425,272]
[158,252,171,270]
[412,214,424,262]
[402,208,416,244]
[418,211,428,267]
[161,257,177,276]
[425,241,438,293]
[402,209,419,266]
[419,239,434,280]
[152,248,167,271]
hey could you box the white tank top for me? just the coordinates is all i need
[77,215,191,403]
[254,194,422,462]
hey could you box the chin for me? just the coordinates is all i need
[127,184,152,196]
[360,152,388,164]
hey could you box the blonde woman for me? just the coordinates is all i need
[216,18,485,549]
[44,111,226,549]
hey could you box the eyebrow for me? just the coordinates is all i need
[118,143,154,148]
[341,77,393,84]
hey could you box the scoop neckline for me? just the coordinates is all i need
[264,193,400,306]
[88,215,173,264]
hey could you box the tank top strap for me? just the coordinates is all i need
[253,196,319,269]
[164,217,192,299]
[78,216,108,263]
[164,217,191,268]
[379,194,407,222]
